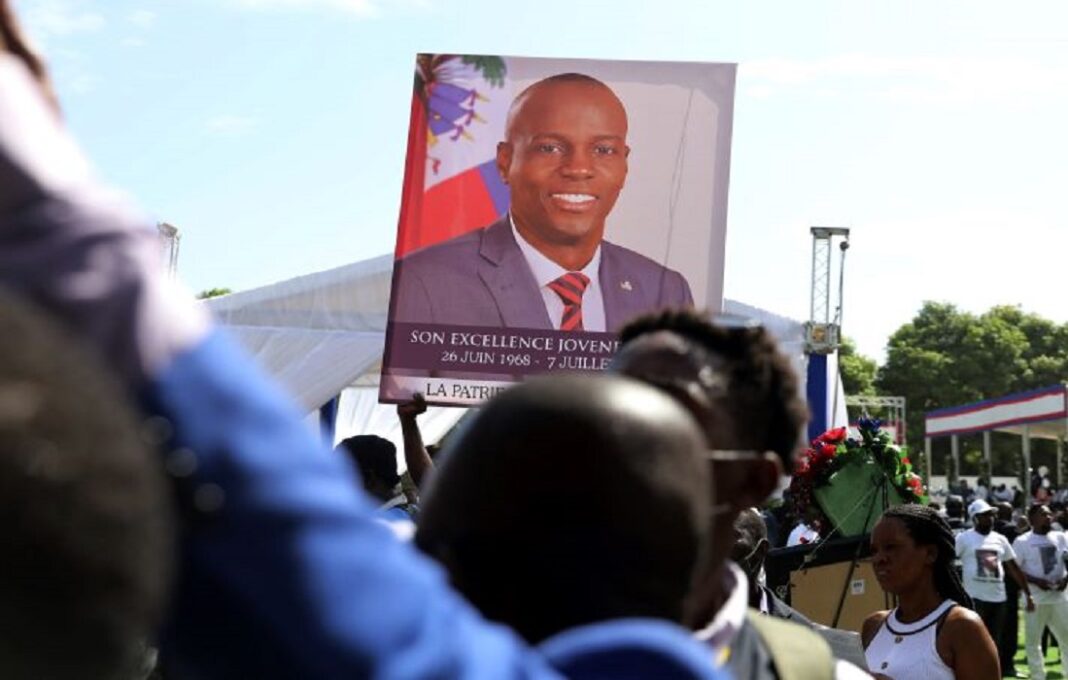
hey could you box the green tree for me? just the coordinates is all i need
[877,302,1068,471]
[985,305,1068,390]
[839,336,877,397]
[196,287,232,300]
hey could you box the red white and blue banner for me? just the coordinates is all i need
[382,54,737,405]
[925,385,1068,438]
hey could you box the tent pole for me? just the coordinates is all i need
[1023,424,1032,500]
[950,434,960,487]
[1058,435,1064,491]
[983,430,992,492]
[925,437,932,490]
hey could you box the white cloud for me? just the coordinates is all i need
[742,54,1068,107]
[206,115,259,135]
[127,10,157,28]
[230,0,379,16]
[726,202,1068,363]
[22,0,105,37]
[68,73,98,94]
[839,209,1068,361]
[227,0,430,17]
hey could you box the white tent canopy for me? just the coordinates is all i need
[208,253,394,409]
[207,255,838,453]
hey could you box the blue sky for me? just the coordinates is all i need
[15,0,1068,362]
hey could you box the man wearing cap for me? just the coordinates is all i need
[956,498,1034,674]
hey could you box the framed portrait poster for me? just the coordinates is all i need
[381,54,736,405]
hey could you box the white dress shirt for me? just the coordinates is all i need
[510,217,606,332]
[694,562,868,679]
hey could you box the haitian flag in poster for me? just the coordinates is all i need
[383,54,736,406]
[395,55,513,256]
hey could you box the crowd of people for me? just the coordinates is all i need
[3,2,1066,678]
[942,474,1068,518]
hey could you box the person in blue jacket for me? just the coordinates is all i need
[0,6,730,678]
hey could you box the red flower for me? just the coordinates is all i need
[820,443,838,459]
[901,457,911,466]
[823,427,848,444]
[905,475,924,495]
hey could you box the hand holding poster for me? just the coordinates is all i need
[382,54,736,405]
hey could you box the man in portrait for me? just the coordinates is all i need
[390,72,694,333]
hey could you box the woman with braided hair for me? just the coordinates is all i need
[861,504,1000,680]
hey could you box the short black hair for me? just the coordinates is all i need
[0,288,173,678]
[1028,503,1050,520]
[618,308,808,469]
[337,435,400,488]
[734,508,768,543]
[416,374,709,643]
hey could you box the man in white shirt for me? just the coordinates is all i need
[1014,504,1068,680]
[786,521,820,547]
[994,484,1015,503]
[956,498,1034,675]
[787,506,822,547]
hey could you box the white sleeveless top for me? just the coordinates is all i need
[865,600,956,680]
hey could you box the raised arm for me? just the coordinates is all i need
[397,393,435,488]
[0,33,731,680]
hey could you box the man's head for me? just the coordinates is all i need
[612,310,805,546]
[336,435,400,502]
[614,310,806,470]
[415,373,709,643]
[0,288,173,679]
[969,498,996,533]
[731,508,769,588]
[1029,503,1053,535]
[945,494,964,519]
[497,73,629,261]
[996,501,1014,522]
[611,309,806,626]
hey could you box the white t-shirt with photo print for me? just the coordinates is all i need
[1013,530,1068,605]
[955,528,1016,603]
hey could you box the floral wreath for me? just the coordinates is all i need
[788,417,927,532]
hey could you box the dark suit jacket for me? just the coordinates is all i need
[391,217,694,331]
[763,586,815,626]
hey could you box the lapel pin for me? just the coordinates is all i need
[620,281,633,291]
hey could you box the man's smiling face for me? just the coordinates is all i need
[497,78,629,253]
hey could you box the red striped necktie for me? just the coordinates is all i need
[548,272,591,332]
